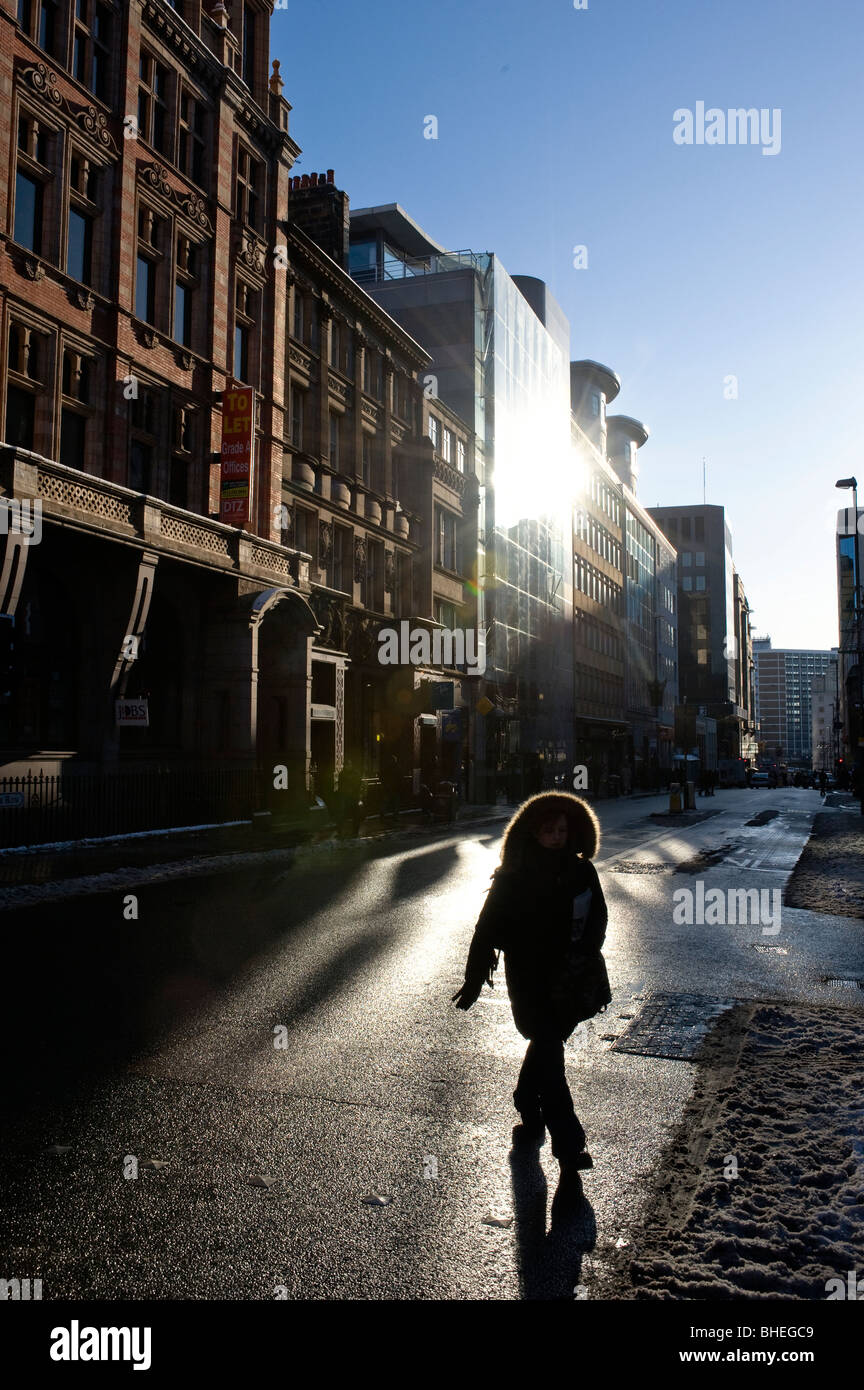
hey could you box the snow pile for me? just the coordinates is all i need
[625,1004,864,1300]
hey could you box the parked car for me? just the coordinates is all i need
[750,771,771,788]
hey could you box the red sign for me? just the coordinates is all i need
[219,385,255,526]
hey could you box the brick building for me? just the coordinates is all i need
[0,0,477,842]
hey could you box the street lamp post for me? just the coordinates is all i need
[835,478,864,813]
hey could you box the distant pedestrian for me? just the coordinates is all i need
[452,793,611,1181]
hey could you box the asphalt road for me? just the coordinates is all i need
[1,786,860,1300]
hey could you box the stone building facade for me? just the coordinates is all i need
[0,1,476,841]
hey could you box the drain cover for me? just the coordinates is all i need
[751,944,788,954]
[610,993,737,1060]
[822,977,863,989]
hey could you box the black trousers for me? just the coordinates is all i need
[513,1032,586,1160]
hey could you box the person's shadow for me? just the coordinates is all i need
[509,1135,598,1300]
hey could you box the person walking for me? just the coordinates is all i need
[451,792,610,1177]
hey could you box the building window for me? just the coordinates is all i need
[290,386,304,449]
[292,290,304,342]
[135,205,165,327]
[436,506,458,572]
[67,157,98,286]
[681,551,691,567]
[5,321,50,453]
[233,279,256,384]
[695,576,706,591]
[242,2,256,89]
[590,391,600,417]
[169,404,195,509]
[178,90,206,186]
[361,432,372,487]
[695,515,705,542]
[680,516,691,539]
[363,539,385,612]
[397,552,413,612]
[435,599,458,630]
[441,427,452,464]
[695,551,705,567]
[136,255,155,323]
[332,525,352,594]
[59,351,94,471]
[138,50,170,156]
[329,412,340,469]
[74,0,113,103]
[129,385,159,494]
[457,438,466,473]
[236,146,262,231]
[329,319,341,370]
[173,234,198,349]
[14,170,43,253]
[429,415,439,450]
[682,576,693,592]
[18,0,60,57]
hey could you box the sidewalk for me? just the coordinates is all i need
[0,799,517,907]
[785,803,864,918]
[595,998,864,1300]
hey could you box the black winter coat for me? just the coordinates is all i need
[460,795,609,1041]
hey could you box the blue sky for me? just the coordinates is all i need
[272,0,863,649]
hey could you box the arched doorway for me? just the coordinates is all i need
[253,587,318,809]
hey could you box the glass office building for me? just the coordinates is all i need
[349,206,574,796]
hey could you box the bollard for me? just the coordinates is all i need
[669,781,681,813]
[684,780,696,810]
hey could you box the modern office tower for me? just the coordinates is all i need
[811,654,840,772]
[836,504,862,766]
[753,638,836,768]
[650,504,752,762]
[349,205,574,801]
[571,363,677,791]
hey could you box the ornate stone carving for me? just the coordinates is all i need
[23,257,45,282]
[318,520,333,569]
[141,327,157,349]
[345,612,379,663]
[310,592,346,650]
[353,535,367,583]
[384,551,395,594]
[178,350,194,370]
[141,164,213,231]
[74,288,95,310]
[23,63,119,154]
[237,231,267,275]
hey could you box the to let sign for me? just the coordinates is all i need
[219,385,255,526]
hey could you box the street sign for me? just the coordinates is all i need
[115,698,149,726]
[219,384,255,526]
[476,695,494,716]
[0,792,24,807]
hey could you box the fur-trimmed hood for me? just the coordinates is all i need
[498,792,601,870]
